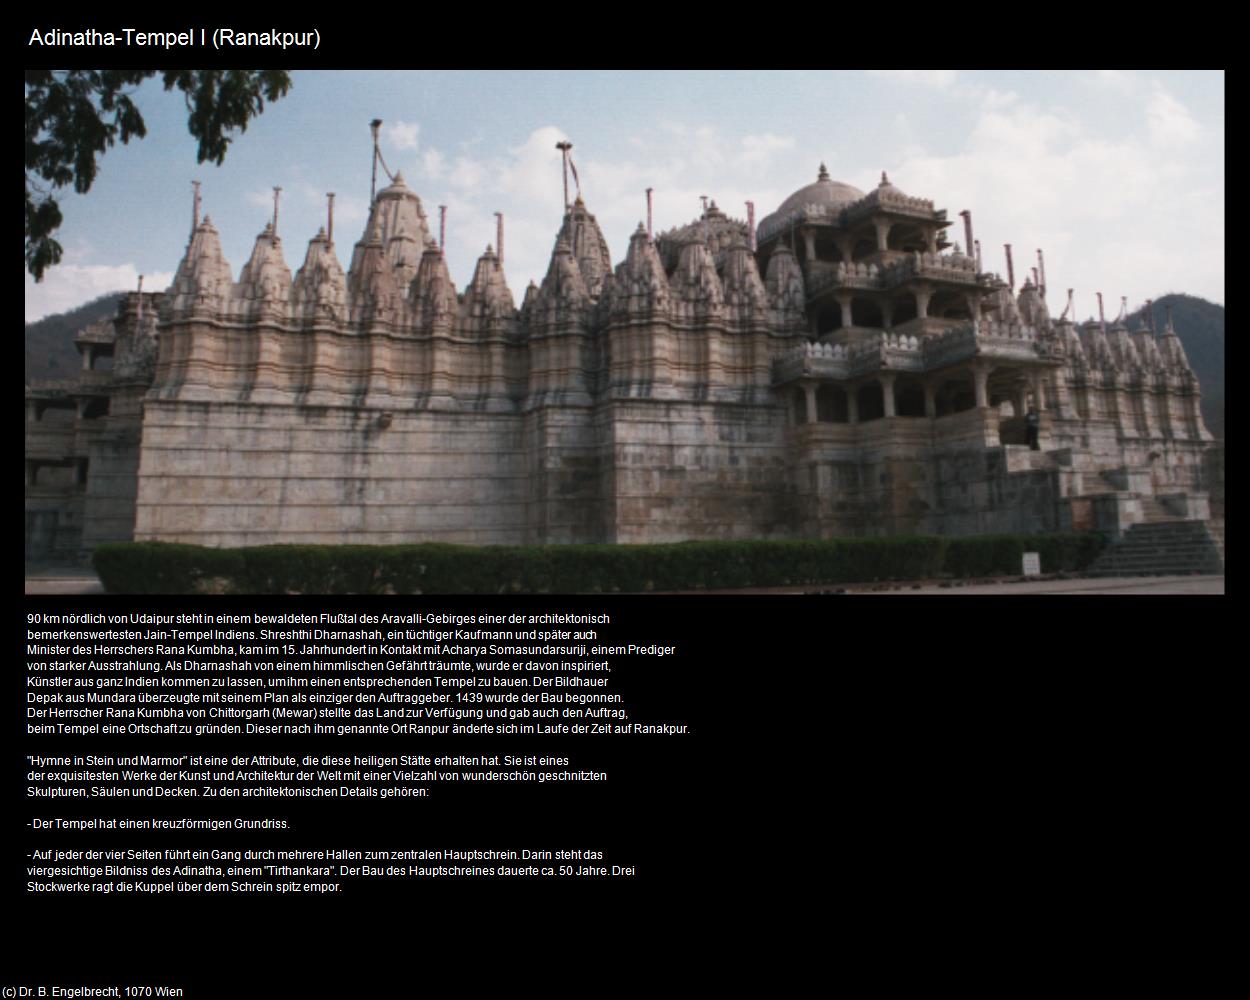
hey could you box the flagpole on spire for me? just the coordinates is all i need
[370,119,383,204]
[555,141,572,209]
[191,180,201,235]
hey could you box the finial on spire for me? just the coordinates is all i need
[880,170,890,186]
[555,140,573,210]
[370,119,383,204]
[1096,292,1106,328]
[1004,244,1015,293]
[646,188,654,239]
[191,180,202,234]
[1060,288,1074,321]
[327,192,335,246]
[817,163,830,181]
[495,212,504,266]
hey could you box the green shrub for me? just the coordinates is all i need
[91,532,1106,595]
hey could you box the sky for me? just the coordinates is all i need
[25,69,1225,323]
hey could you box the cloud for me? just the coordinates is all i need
[1146,88,1201,145]
[1095,70,1139,93]
[867,69,958,89]
[385,120,420,151]
[886,90,1222,306]
[26,264,174,323]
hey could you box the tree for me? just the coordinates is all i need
[25,70,292,281]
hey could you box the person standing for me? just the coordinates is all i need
[1026,406,1040,450]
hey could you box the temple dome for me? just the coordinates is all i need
[772,164,865,218]
[757,164,865,242]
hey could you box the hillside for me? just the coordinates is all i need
[24,292,125,384]
[1128,294,1225,438]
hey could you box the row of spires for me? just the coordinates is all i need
[164,175,812,330]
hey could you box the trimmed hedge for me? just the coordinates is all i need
[92,533,1106,595]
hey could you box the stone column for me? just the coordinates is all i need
[880,373,897,418]
[847,386,859,424]
[927,229,938,254]
[803,229,816,263]
[965,292,981,322]
[1013,382,1029,417]
[803,383,817,425]
[924,382,937,418]
[973,365,989,408]
[873,219,890,252]
[914,287,931,320]
[837,294,853,330]
[1029,370,1046,411]
[81,347,93,371]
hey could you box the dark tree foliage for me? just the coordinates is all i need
[25,70,291,281]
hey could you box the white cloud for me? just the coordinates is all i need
[887,91,1222,307]
[26,264,174,323]
[867,69,958,89]
[1146,88,1201,145]
[1095,70,1139,92]
[385,120,420,151]
[740,132,796,168]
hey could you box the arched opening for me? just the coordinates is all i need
[888,222,928,254]
[791,386,808,425]
[935,375,976,417]
[896,381,926,417]
[815,235,842,263]
[817,384,849,423]
[851,297,884,328]
[81,397,110,420]
[857,381,885,422]
[850,237,876,262]
[929,290,973,321]
[891,294,918,326]
[816,304,842,336]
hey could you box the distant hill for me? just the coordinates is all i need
[1128,294,1225,439]
[24,292,125,384]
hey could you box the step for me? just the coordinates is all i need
[1088,520,1225,577]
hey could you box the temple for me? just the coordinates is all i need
[25,160,1220,561]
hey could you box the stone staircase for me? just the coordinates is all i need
[1138,496,1177,524]
[1087,520,1225,577]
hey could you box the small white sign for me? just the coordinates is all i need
[1022,552,1041,576]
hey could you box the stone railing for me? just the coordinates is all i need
[878,251,978,288]
[805,261,880,297]
[774,319,1052,383]
[844,189,937,223]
